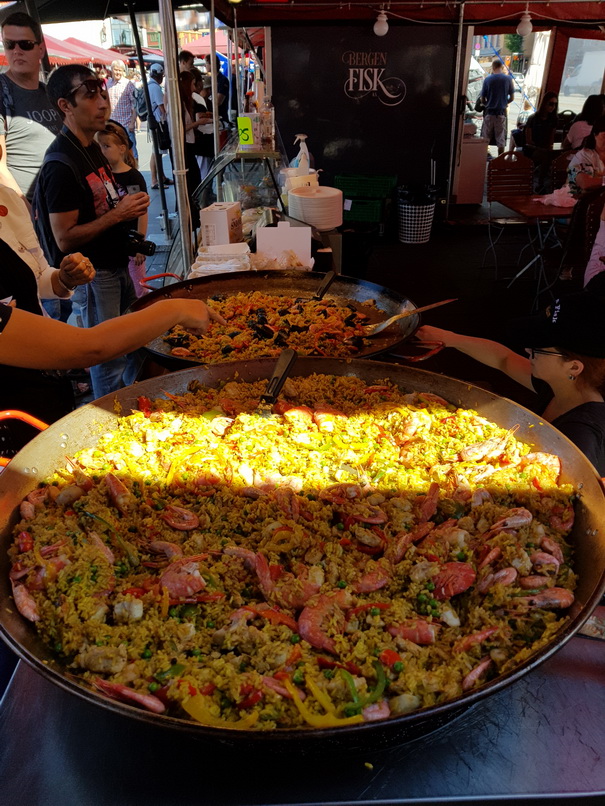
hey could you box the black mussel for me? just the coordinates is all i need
[209,294,224,302]
[164,333,192,347]
[221,344,235,355]
[288,324,306,333]
[277,308,289,316]
[228,331,240,338]
[317,308,329,318]
[349,336,366,351]
[252,324,274,340]
[344,313,358,326]
[346,303,357,312]
[274,333,288,347]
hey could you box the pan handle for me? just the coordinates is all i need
[387,340,444,363]
[0,410,49,468]
[139,273,183,291]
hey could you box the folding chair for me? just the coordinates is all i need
[549,150,574,191]
[482,150,533,273]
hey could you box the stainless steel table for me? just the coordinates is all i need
[1,634,604,805]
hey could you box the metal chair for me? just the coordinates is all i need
[482,150,533,272]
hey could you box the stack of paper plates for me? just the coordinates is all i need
[288,186,343,231]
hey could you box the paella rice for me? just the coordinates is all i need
[8,375,577,730]
[163,291,380,362]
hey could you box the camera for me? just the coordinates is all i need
[125,229,156,258]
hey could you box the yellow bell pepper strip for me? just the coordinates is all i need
[182,694,259,729]
[283,678,364,729]
[306,677,336,715]
[165,446,202,486]
[160,586,169,618]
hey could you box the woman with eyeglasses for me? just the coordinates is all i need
[417,293,605,474]
[567,115,605,194]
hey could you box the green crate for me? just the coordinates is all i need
[335,173,397,199]
[343,198,384,223]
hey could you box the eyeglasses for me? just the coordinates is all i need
[65,78,108,100]
[527,348,566,358]
[3,39,40,51]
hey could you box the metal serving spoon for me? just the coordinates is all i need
[363,298,457,337]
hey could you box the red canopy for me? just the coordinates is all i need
[64,38,124,65]
[41,34,96,64]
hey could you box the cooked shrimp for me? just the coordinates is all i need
[462,657,493,691]
[298,590,353,654]
[433,562,476,600]
[159,557,206,598]
[388,619,440,645]
[516,588,575,609]
[93,678,165,714]
[10,580,39,622]
[105,473,131,514]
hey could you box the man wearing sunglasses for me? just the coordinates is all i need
[33,64,150,400]
[0,12,62,201]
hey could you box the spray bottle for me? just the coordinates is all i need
[291,133,310,175]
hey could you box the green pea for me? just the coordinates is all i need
[191,648,202,657]
[336,523,345,531]
[429,599,438,608]
[370,607,380,616]
[456,551,466,561]
[337,580,347,589]
[206,620,216,628]
[373,648,381,656]
[169,607,179,618]
[417,593,428,603]
[239,661,248,672]
[54,642,62,653]
[141,648,153,659]
[393,661,404,673]
[148,682,160,692]
[323,669,334,679]
[71,575,82,584]
[290,634,301,644]
[181,605,198,619]
[293,670,304,685]
[426,581,435,591]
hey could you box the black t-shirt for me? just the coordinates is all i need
[112,167,147,231]
[34,127,129,270]
[526,113,557,149]
[0,241,73,450]
[532,375,605,475]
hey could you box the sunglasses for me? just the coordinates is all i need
[527,348,565,358]
[3,39,40,51]
[65,78,108,100]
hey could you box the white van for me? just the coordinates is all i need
[563,51,605,96]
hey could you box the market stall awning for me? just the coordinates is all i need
[64,37,124,64]
[40,33,92,64]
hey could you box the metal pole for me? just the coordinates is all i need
[23,0,51,77]
[233,6,241,116]
[209,0,220,161]
[126,3,172,240]
[158,0,193,271]
[445,1,465,220]
[263,27,272,99]
[227,33,234,124]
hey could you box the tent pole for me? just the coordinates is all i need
[446,1,465,221]
[210,0,221,165]
[158,0,193,271]
[23,0,51,77]
[232,7,241,116]
[126,2,172,241]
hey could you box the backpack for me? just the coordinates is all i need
[134,86,148,122]
[0,73,15,133]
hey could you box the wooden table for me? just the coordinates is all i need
[496,194,575,306]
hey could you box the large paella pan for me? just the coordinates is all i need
[1,359,604,750]
[131,271,440,369]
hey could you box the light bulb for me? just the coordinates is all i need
[516,12,532,37]
[373,12,389,37]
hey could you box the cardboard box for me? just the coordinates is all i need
[200,202,243,246]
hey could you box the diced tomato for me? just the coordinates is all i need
[531,477,543,491]
[339,537,352,548]
[17,531,33,553]
[269,563,285,581]
[178,680,198,697]
[199,683,216,696]
[273,670,290,681]
[65,509,75,517]
[380,649,403,667]
[123,587,147,598]
[239,688,263,709]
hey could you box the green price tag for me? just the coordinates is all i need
[237,116,254,145]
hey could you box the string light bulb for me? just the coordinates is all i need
[516,6,532,37]
[373,11,389,36]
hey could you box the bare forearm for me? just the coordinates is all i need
[52,209,120,252]
[0,163,25,198]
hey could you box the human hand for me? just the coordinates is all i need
[59,252,95,287]
[115,192,150,221]
[133,252,145,266]
[175,300,226,335]
[416,325,453,345]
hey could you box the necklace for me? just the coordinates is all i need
[59,128,121,203]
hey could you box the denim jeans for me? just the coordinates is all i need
[73,266,144,399]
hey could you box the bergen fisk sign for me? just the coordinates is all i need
[342,50,406,106]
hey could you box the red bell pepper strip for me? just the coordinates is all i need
[137,396,152,417]
[380,649,403,667]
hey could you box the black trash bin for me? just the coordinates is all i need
[341,223,379,278]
